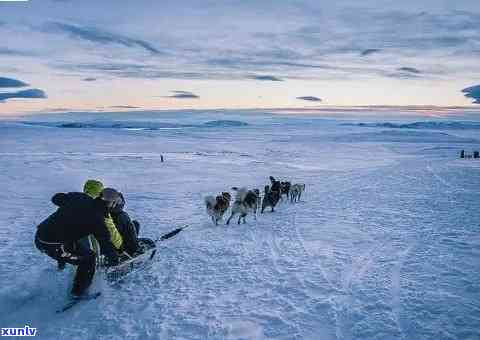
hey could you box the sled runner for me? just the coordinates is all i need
[56,292,102,313]
[104,225,190,283]
[104,238,156,284]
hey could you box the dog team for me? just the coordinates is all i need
[204,176,306,225]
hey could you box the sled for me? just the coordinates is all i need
[104,238,156,284]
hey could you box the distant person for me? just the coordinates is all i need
[35,191,119,297]
[460,150,465,158]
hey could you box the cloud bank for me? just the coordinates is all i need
[166,91,199,99]
[44,22,162,55]
[397,67,422,74]
[297,96,322,102]
[250,75,284,81]
[462,85,480,104]
[0,77,29,88]
[0,88,46,102]
[361,49,381,56]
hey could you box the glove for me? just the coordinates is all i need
[134,247,145,256]
[105,256,119,267]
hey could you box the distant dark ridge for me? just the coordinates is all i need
[57,122,181,129]
[23,121,181,130]
[22,120,249,130]
[334,130,478,143]
[343,121,480,130]
[203,120,249,127]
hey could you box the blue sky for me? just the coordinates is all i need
[0,0,479,115]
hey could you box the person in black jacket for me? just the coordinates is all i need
[35,191,119,297]
[102,188,142,256]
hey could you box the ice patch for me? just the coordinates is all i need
[225,319,264,340]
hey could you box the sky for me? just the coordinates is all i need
[0,0,479,116]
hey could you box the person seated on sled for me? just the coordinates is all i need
[81,180,124,258]
[35,191,119,297]
[100,188,143,257]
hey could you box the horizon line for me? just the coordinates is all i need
[1,104,479,119]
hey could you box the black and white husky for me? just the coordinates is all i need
[204,192,231,225]
[261,184,281,213]
[226,187,260,224]
[280,181,291,201]
[290,183,305,203]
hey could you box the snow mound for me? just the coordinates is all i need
[335,130,478,143]
[344,121,480,130]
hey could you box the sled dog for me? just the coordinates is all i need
[204,192,231,225]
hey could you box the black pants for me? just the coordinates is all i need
[132,220,140,235]
[35,234,96,296]
[117,221,141,256]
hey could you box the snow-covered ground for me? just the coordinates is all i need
[0,111,479,340]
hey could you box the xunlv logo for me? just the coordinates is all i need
[1,325,37,337]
